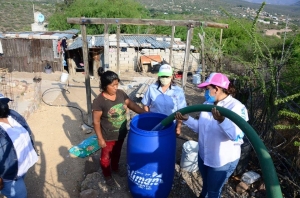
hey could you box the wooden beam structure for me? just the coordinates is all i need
[116,24,120,76]
[104,24,109,71]
[68,17,229,121]
[80,24,92,125]
[199,32,206,84]
[67,18,229,29]
[182,25,194,90]
[169,26,175,65]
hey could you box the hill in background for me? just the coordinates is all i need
[0,0,299,32]
[0,1,55,32]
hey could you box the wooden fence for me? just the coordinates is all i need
[0,38,62,72]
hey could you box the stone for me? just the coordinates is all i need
[80,189,98,198]
[81,172,107,192]
[236,181,249,194]
[84,153,100,175]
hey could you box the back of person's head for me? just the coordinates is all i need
[224,80,236,97]
[0,102,10,118]
[100,70,120,91]
[97,67,104,77]
[0,94,11,118]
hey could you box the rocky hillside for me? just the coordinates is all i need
[0,1,56,32]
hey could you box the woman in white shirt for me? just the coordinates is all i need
[175,73,249,198]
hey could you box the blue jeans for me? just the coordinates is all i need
[198,155,239,198]
[0,175,27,198]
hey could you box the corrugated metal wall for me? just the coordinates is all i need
[0,39,61,72]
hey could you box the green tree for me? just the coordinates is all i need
[48,0,150,34]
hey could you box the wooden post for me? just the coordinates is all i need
[117,24,120,76]
[199,32,205,82]
[66,50,73,75]
[80,23,92,125]
[104,24,109,71]
[169,26,175,66]
[182,25,194,90]
[219,29,223,72]
[219,29,223,46]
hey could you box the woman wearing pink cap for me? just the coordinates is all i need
[175,73,249,198]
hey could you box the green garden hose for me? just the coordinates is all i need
[161,104,282,198]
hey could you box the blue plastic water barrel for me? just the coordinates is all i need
[127,112,176,198]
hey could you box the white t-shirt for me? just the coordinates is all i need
[0,116,38,178]
[184,95,249,168]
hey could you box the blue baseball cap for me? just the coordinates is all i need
[0,93,12,104]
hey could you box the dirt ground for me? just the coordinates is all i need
[265,28,292,38]
[11,71,206,198]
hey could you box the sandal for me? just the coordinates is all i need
[105,176,115,186]
[113,168,128,177]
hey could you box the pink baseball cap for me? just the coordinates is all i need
[197,73,230,89]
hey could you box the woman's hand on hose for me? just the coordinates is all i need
[175,112,189,121]
[212,107,225,123]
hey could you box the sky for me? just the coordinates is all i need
[243,0,299,5]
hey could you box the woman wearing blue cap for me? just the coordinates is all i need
[142,64,187,135]
[0,94,38,198]
[175,73,249,198]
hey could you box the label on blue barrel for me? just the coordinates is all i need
[128,166,163,190]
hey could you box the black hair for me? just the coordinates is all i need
[0,101,10,118]
[100,70,120,91]
[97,67,104,77]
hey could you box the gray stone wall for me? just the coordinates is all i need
[107,48,200,73]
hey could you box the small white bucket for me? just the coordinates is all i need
[60,73,69,83]
[180,140,199,172]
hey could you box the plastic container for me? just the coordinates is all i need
[127,112,176,198]
[192,74,201,84]
[68,135,100,158]
[45,68,52,74]
[60,72,69,83]
[180,140,199,172]
[196,64,202,74]
[241,171,260,184]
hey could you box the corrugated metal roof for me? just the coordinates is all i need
[94,36,104,47]
[68,36,92,50]
[67,34,190,50]
[64,29,80,34]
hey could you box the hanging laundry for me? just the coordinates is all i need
[0,40,3,55]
